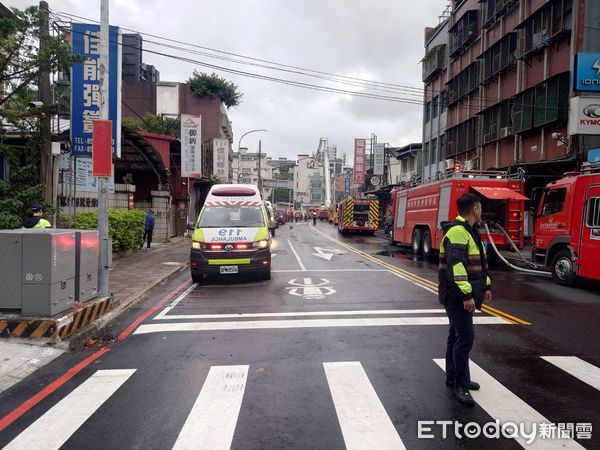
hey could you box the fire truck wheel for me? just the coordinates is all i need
[412,228,423,256]
[422,229,433,260]
[551,250,578,286]
[387,228,396,246]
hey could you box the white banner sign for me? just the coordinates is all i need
[213,138,229,181]
[181,114,202,177]
[569,96,600,135]
[374,143,385,175]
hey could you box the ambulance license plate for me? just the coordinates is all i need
[220,266,238,274]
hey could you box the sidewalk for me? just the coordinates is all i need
[0,237,191,392]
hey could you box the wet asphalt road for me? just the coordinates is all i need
[1,221,599,449]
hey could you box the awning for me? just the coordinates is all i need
[471,186,529,201]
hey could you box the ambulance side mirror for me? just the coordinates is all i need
[187,222,195,231]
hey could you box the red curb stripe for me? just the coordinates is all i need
[0,347,111,432]
[117,279,192,341]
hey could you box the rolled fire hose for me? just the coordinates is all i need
[483,222,552,277]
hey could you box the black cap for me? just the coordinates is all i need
[31,203,45,211]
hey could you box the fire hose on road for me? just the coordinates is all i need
[483,222,552,277]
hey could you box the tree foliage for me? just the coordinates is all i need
[187,71,242,108]
[0,6,79,229]
[0,6,78,108]
[122,114,181,138]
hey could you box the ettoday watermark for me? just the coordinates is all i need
[418,420,592,444]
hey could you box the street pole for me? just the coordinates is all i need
[258,139,262,195]
[237,129,267,185]
[38,1,52,212]
[97,0,110,298]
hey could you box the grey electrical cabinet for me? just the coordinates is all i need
[0,229,77,316]
[21,230,77,316]
[75,231,99,302]
[0,231,24,309]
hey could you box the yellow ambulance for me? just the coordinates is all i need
[188,184,272,283]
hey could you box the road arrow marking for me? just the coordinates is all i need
[312,246,345,261]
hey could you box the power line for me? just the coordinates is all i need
[52,11,572,114]
[52,10,425,94]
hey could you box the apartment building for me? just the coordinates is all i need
[422,0,597,185]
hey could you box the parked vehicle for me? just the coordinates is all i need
[531,169,600,286]
[188,184,271,283]
[337,196,380,235]
[387,169,527,260]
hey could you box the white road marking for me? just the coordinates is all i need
[287,278,335,300]
[153,283,198,320]
[312,246,345,261]
[173,365,248,450]
[287,239,306,271]
[4,369,135,450]
[542,356,600,392]
[134,316,507,334]
[433,359,585,450]
[324,361,405,450]
[154,308,471,321]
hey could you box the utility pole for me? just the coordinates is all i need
[38,1,52,212]
[97,0,110,298]
[258,140,263,195]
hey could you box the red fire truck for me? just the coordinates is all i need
[387,170,527,259]
[531,170,600,285]
[338,196,380,235]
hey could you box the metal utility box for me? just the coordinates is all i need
[0,231,24,309]
[21,230,76,316]
[75,231,99,302]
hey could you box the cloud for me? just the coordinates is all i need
[7,0,445,159]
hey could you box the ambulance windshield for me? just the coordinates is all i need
[199,206,265,228]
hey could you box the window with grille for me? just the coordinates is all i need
[586,197,600,227]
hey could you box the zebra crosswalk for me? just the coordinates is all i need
[3,357,598,449]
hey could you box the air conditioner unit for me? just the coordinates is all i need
[483,133,491,143]
[445,159,455,170]
[464,159,476,170]
[499,127,511,138]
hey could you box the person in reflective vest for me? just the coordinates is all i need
[22,203,52,229]
[438,193,492,406]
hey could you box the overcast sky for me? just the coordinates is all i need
[8,0,447,161]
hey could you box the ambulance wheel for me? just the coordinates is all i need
[192,272,206,284]
[422,229,433,261]
[259,270,271,281]
[551,250,578,286]
[411,228,423,256]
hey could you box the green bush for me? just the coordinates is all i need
[71,209,146,252]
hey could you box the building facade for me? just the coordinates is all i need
[422,17,450,180]
[231,148,275,199]
[388,144,422,184]
[422,0,599,188]
[294,155,324,207]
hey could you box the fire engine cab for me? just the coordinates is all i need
[531,169,600,285]
[388,170,527,259]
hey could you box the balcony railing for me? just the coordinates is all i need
[449,10,478,58]
[422,45,446,82]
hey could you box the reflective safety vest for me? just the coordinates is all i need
[438,215,491,309]
[34,218,52,228]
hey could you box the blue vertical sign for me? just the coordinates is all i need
[71,23,122,157]
[344,177,351,197]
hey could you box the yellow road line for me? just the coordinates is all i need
[309,225,529,326]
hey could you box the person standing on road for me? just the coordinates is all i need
[141,208,156,250]
[312,211,317,226]
[438,193,492,406]
[22,203,52,228]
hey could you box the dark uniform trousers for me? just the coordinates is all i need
[445,305,474,388]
